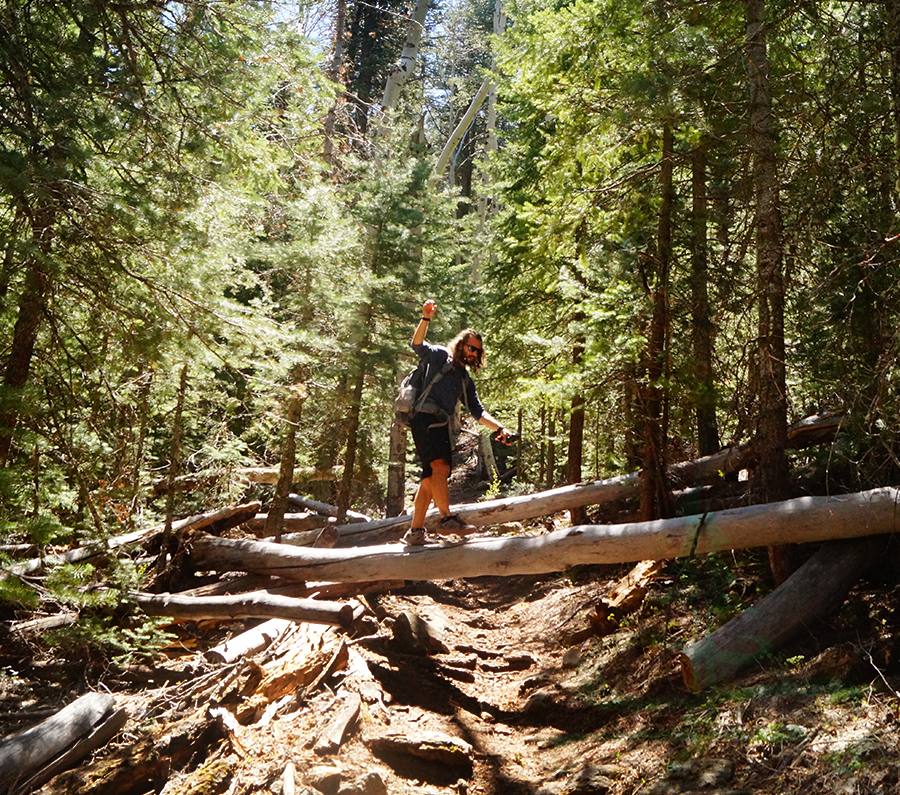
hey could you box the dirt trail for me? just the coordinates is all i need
[5,432,900,795]
[260,560,900,795]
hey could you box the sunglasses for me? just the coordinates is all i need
[465,343,483,354]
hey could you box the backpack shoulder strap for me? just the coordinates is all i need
[414,354,452,410]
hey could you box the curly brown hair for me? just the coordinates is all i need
[448,328,484,372]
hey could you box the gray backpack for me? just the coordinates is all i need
[394,358,453,427]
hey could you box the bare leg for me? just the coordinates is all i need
[430,458,451,519]
[411,457,451,528]
[412,476,432,528]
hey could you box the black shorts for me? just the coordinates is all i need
[410,412,452,479]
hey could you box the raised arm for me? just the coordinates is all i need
[412,298,437,345]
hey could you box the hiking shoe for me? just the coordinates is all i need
[402,527,427,547]
[439,514,476,533]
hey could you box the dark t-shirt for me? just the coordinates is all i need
[411,341,485,420]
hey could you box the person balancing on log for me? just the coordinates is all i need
[403,298,513,547]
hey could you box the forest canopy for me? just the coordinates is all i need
[0,0,899,623]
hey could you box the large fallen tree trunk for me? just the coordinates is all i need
[189,486,900,583]
[134,590,362,627]
[0,692,120,795]
[332,412,844,546]
[679,536,883,692]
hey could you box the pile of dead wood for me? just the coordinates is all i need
[4,410,897,792]
[0,615,383,795]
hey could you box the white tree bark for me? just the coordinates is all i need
[205,618,293,663]
[377,0,430,121]
[190,487,900,584]
[430,77,491,188]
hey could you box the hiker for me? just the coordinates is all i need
[403,298,512,546]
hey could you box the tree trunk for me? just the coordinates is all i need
[385,418,408,517]
[164,363,190,537]
[189,487,900,584]
[639,122,674,521]
[336,361,366,524]
[0,257,49,467]
[691,138,719,455]
[567,337,586,524]
[431,78,491,188]
[746,0,788,503]
[266,377,308,541]
[680,537,883,692]
[376,0,430,126]
[747,0,791,585]
[887,0,900,194]
[323,0,347,164]
[545,408,556,489]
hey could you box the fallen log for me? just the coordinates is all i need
[9,707,128,795]
[36,708,225,795]
[235,467,339,485]
[679,536,882,692]
[9,611,80,636]
[0,692,117,795]
[330,474,651,545]
[190,487,900,584]
[133,590,361,627]
[205,618,292,664]
[332,413,843,546]
[176,574,402,601]
[2,502,260,581]
[245,512,328,535]
[287,494,370,523]
[151,467,338,495]
[589,560,665,635]
[0,543,37,557]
